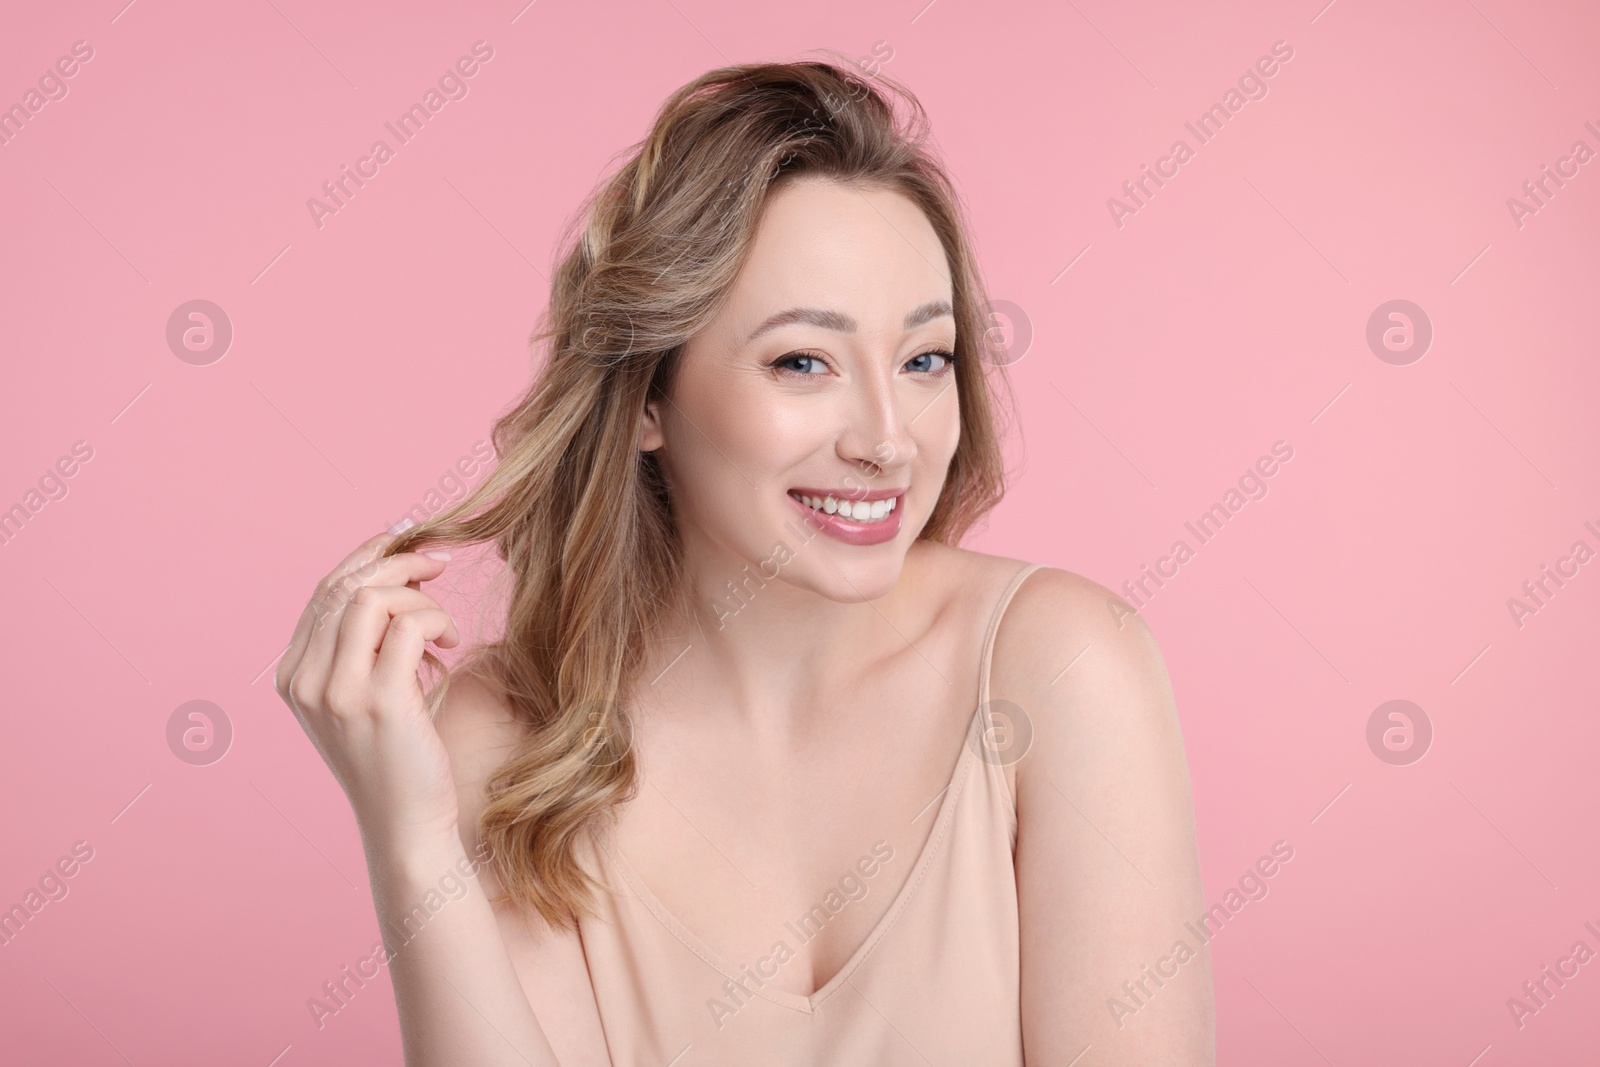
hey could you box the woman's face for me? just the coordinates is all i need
[640,177,962,606]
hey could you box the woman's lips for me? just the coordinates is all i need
[787,490,903,546]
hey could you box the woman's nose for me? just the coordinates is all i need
[835,372,916,477]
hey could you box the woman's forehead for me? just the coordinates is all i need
[719,181,953,341]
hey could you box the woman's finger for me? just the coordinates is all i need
[370,607,459,702]
[327,585,461,693]
[287,547,451,704]
[275,530,399,696]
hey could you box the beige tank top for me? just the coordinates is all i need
[574,562,1044,1066]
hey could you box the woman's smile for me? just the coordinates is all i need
[786,487,904,545]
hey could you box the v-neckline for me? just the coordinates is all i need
[599,699,985,1015]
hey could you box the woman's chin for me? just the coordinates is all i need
[785,555,908,605]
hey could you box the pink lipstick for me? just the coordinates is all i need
[786,487,904,546]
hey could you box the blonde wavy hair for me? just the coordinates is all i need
[385,53,1016,931]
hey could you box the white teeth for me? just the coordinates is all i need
[793,492,900,525]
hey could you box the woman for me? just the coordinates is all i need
[275,57,1213,1066]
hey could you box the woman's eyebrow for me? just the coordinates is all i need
[743,298,953,344]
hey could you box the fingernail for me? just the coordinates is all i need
[423,550,451,561]
[388,517,416,535]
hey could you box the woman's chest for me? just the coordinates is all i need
[602,699,984,1000]
[571,713,1025,1066]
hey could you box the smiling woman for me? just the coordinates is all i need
[274,51,1212,1067]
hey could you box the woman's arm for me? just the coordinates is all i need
[371,665,611,1067]
[275,531,589,1066]
[410,663,613,1066]
[996,568,1215,1065]
[365,826,565,1067]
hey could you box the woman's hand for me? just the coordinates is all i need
[274,529,464,853]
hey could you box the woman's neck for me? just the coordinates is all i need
[629,539,937,734]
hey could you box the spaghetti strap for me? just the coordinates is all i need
[970,561,1048,828]
[979,562,1048,710]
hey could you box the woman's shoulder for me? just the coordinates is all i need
[921,544,1168,697]
[431,656,529,850]
[911,541,1134,630]
[434,654,528,751]
[907,540,1033,603]
[975,553,1179,766]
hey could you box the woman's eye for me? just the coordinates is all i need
[772,353,828,376]
[906,350,957,375]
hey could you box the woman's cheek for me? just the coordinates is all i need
[732,397,824,462]
[920,396,962,465]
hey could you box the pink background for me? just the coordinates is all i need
[3,0,1597,1063]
